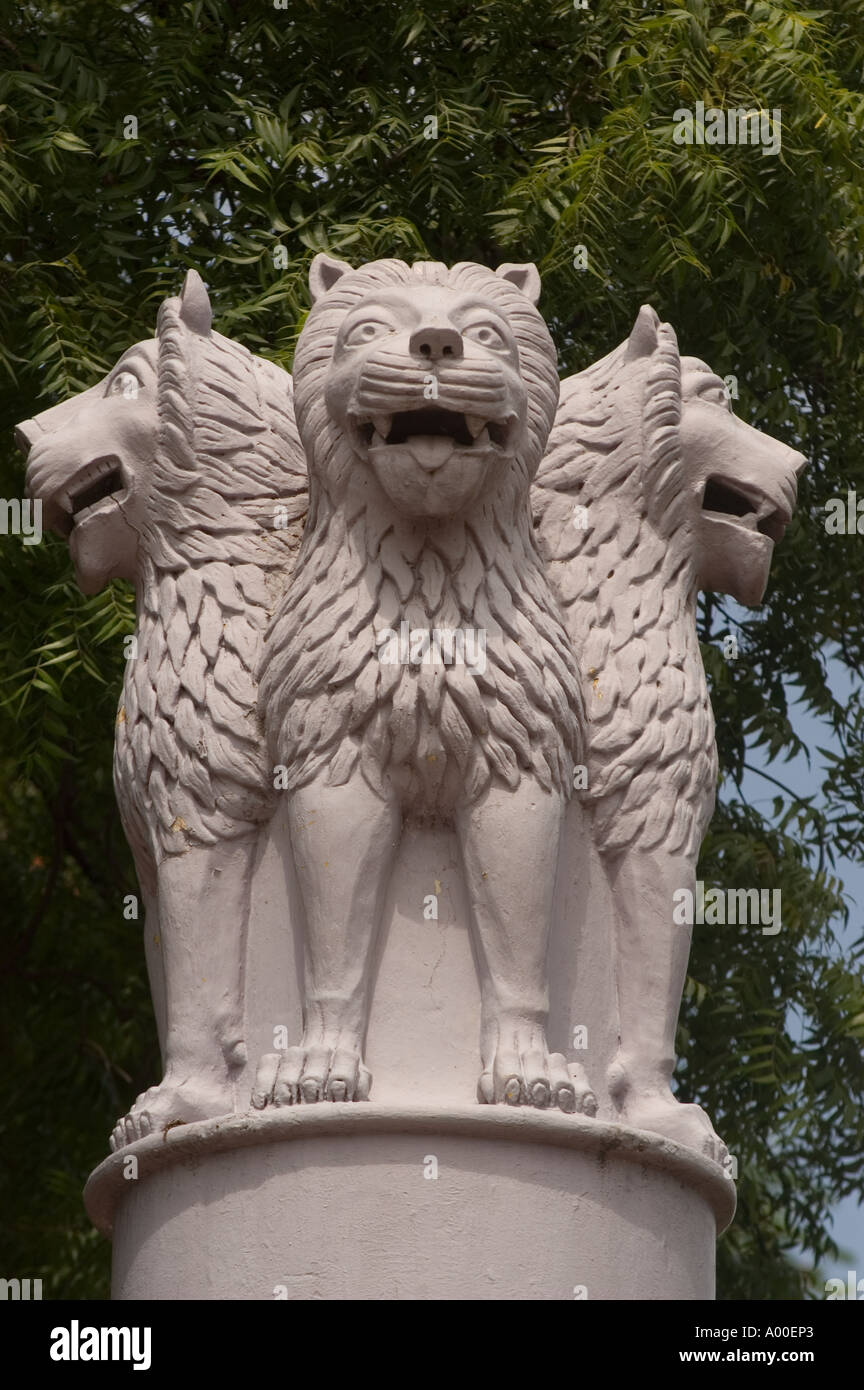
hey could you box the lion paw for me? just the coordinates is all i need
[477,1023,598,1115]
[109,1074,234,1152]
[251,1044,372,1108]
[615,1090,727,1165]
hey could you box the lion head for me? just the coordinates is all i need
[261,255,584,811]
[19,270,306,595]
[536,306,805,612]
[533,306,806,857]
[292,254,560,520]
[18,272,308,857]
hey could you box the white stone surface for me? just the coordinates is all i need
[86,1107,734,1301]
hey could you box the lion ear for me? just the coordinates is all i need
[309,253,353,305]
[178,270,213,336]
[626,305,661,360]
[495,263,542,305]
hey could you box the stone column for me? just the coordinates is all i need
[86,1107,733,1301]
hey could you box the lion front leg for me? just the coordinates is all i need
[109,833,257,1150]
[456,777,597,1116]
[604,846,727,1163]
[252,767,400,1107]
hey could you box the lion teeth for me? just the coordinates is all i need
[466,415,486,439]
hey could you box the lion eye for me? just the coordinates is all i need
[463,322,507,350]
[344,319,393,347]
[109,370,140,400]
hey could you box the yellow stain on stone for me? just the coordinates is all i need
[434,879,441,894]
[116,705,126,725]
[170,816,188,832]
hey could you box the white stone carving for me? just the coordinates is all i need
[534,306,805,1156]
[18,273,307,1146]
[253,255,594,1116]
[18,265,804,1172]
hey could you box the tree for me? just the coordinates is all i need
[1,0,863,1299]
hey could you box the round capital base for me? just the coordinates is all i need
[85,1106,734,1301]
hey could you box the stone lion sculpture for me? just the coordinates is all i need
[18,259,803,1166]
[252,254,597,1115]
[18,272,307,1149]
[532,306,806,1156]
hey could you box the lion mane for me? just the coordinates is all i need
[533,311,717,859]
[260,259,585,811]
[114,284,307,861]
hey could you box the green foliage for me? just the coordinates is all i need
[1,0,863,1299]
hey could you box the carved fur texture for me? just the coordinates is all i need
[115,296,307,861]
[533,319,716,859]
[259,259,585,815]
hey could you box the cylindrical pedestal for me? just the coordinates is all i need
[85,1106,734,1300]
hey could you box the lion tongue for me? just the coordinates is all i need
[402,435,455,472]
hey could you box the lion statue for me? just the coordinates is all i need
[18,272,307,1150]
[18,258,804,1164]
[532,305,806,1157]
[252,254,597,1115]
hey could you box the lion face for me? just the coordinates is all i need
[612,306,806,608]
[680,361,806,606]
[324,282,529,518]
[18,339,157,594]
[292,255,557,523]
[18,270,306,602]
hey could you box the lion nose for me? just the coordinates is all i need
[14,420,41,455]
[409,324,463,361]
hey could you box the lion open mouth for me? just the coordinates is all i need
[352,407,514,452]
[701,476,789,544]
[49,458,126,537]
